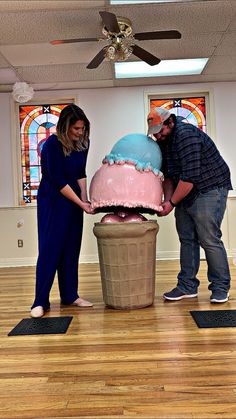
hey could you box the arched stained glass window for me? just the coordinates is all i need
[19,103,71,204]
[150,96,207,132]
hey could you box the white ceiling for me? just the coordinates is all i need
[0,0,236,92]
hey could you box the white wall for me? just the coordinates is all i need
[0,81,235,266]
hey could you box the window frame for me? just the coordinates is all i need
[12,97,76,207]
[144,89,215,139]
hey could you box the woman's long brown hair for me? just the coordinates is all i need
[56,104,90,156]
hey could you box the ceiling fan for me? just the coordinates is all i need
[50,11,181,69]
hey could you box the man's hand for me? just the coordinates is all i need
[156,200,174,217]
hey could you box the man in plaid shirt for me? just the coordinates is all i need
[147,107,232,303]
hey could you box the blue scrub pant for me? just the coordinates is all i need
[32,195,83,310]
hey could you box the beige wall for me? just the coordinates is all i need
[0,198,233,267]
[0,81,235,267]
[227,197,236,264]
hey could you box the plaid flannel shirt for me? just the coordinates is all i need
[159,117,232,207]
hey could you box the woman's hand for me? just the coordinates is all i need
[80,201,95,214]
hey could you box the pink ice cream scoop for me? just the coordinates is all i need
[89,133,163,214]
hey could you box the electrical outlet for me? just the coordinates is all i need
[18,239,23,248]
[17,219,24,228]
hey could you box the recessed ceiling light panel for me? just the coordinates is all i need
[110,0,196,4]
[115,58,209,78]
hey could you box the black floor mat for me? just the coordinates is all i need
[190,310,236,328]
[8,316,73,336]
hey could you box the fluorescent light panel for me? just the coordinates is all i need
[110,0,194,4]
[115,58,209,79]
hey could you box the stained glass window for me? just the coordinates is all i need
[149,96,207,132]
[19,103,71,204]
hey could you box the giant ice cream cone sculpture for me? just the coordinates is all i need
[90,133,162,309]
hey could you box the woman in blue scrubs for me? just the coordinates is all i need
[31,104,94,318]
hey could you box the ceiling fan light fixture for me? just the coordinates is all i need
[51,11,181,69]
[105,43,133,61]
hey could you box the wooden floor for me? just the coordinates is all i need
[0,260,236,419]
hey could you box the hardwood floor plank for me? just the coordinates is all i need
[0,260,236,418]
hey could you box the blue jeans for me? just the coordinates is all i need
[175,188,231,294]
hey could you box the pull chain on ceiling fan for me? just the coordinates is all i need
[50,11,181,69]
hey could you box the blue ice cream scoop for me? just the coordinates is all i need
[103,133,162,175]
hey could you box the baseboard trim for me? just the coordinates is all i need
[0,251,180,267]
[0,250,233,267]
[0,257,37,267]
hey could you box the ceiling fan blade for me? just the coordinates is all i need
[99,11,120,33]
[87,48,106,69]
[132,44,161,66]
[50,38,100,45]
[134,30,181,41]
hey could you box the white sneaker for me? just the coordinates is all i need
[30,306,44,318]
